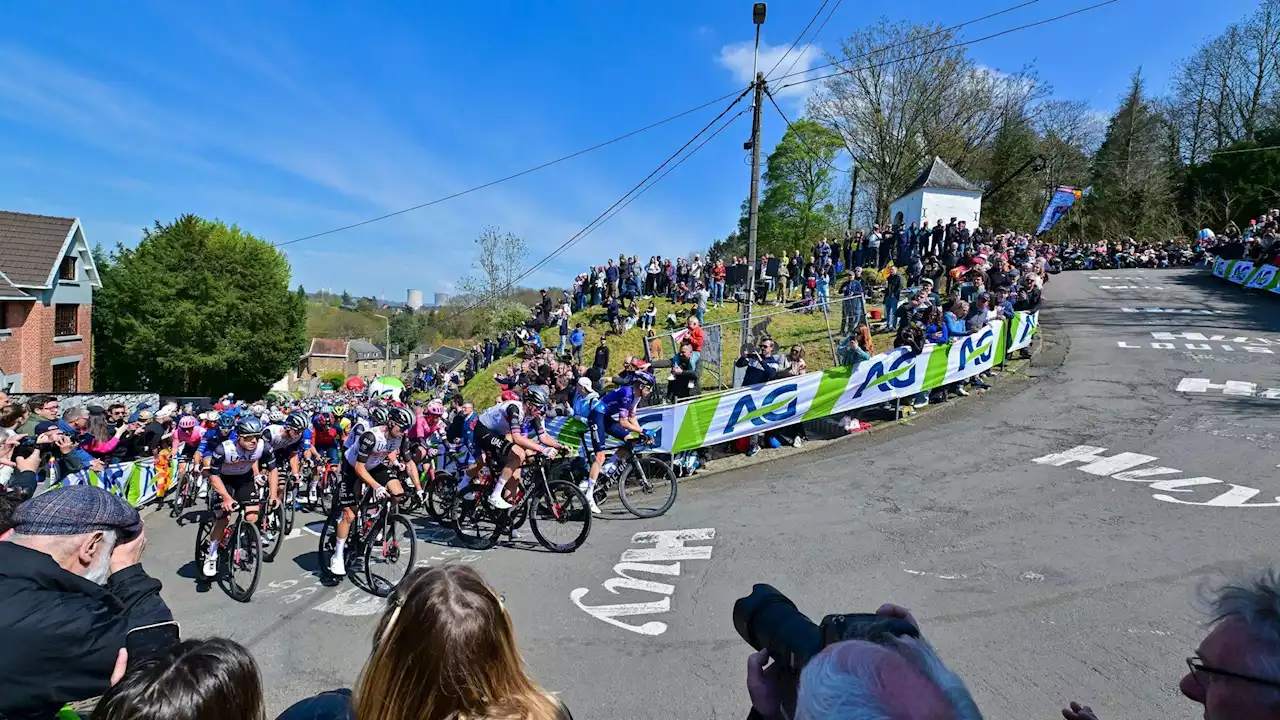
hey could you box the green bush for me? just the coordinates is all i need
[321,371,346,389]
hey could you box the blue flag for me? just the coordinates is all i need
[1036,187,1081,236]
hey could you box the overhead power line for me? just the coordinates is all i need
[273,87,748,248]
[437,88,752,318]
[764,0,831,80]
[764,88,849,174]
[775,0,1122,92]
[772,0,1047,85]
[1210,145,1280,156]
[775,0,845,82]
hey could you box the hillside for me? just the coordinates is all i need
[458,296,893,406]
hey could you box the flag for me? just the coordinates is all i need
[1035,186,1083,236]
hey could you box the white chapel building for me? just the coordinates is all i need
[888,156,983,229]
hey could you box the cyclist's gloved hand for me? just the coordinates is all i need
[541,446,559,459]
[373,486,391,500]
[220,496,236,513]
[642,429,658,445]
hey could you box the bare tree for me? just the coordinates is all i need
[456,226,528,309]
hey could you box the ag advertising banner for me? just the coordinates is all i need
[1213,259,1280,294]
[548,311,1039,454]
[53,456,165,508]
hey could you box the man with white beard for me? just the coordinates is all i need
[0,485,179,720]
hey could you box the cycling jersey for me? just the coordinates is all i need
[593,386,638,419]
[343,418,372,449]
[197,427,235,454]
[263,424,312,462]
[207,438,277,478]
[311,424,341,448]
[478,401,525,435]
[343,427,402,471]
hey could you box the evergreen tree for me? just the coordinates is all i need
[980,110,1041,233]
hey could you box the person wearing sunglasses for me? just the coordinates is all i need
[1064,570,1280,720]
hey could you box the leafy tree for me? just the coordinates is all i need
[295,286,307,303]
[341,290,352,306]
[389,310,428,354]
[1179,128,1280,230]
[320,371,346,389]
[1085,71,1179,238]
[356,297,375,313]
[753,119,845,256]
[486,301,531,337]
[979,110,1041,233]
[93,214,307,398]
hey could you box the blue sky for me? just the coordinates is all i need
[0,0,1257,299]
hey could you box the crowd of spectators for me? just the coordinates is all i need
[0,481,1274,720]
[1202,210,1280,266]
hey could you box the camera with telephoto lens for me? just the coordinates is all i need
[734,584,920,719]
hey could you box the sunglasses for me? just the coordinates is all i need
[1186,655,1280,691]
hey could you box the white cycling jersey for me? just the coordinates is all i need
[343,418,372,449]
[343,426,402,471]
[478,400,524,435]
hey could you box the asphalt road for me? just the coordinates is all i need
[138,267,1280,719]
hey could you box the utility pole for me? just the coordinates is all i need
[741,3,767,353]
[742,71,765,351]
[846,163,859,233]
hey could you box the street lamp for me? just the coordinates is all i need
[751,3,767,77]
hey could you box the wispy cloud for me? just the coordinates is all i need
[716,40,825,110]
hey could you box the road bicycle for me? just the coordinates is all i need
[453,452,591,553]
[168,464,203,523]
[252,475,286,563]
[558,436,678,518]
[280,472,300,536]
[419,444,471,523]
[193,498,262,603]
[316,480,418,597]
[301,458,340,517]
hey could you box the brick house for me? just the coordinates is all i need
[290,338,403,392]
[0,211,101,393]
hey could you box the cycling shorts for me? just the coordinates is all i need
[472,424,514,466]
[314,444,340,464]
[337,459,395,509]
[216,473,260,507]
[177,443,199,461]
[586,409,630,455]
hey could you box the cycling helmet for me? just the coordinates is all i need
[523,386,550,409]
[632,371,657,388]
[355,406,370,419]
[284,413,307,432]
[315,411,332,426]
[388,407,414,430]
[269,409,286,424]
[425,399,445,416]
[217,414,236,431]
[370,406,390,426]
[178,415,197,430]
[235,416,265,437]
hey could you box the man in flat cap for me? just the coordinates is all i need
[0,484,179,719]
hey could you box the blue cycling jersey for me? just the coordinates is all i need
[197,427,236,454]
[593,386,637,419]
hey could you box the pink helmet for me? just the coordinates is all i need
[178,415,198,429]
[425,400,445,416]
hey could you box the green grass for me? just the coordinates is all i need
[458,295,894,405]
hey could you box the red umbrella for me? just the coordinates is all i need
[345,376,366,391]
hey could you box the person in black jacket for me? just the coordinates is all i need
[0,485,179,720]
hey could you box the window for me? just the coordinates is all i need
[54,304,79,337]
[52,362,78,393]
[0,303,11,330]
[59,256,77,281]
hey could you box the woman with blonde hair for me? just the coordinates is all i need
[279,564,569,720]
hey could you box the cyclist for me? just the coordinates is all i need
[201,416,279,579]
[330,406,417,576]
[583,371,657,514]
[343,406,372,450]
[263,412,311,505]
[170,414,203,479]
[304,409,345,503]
[470,386,565,510]
[192,412,237,494]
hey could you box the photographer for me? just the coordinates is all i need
[1,430,45,498]
[744,602,981,720]
[650,339,701,401]
[735,339,783,457]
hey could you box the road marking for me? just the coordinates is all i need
[1121,307,1223,314]
[903,569,966,580]
[1176,378,1279,398]
[571,528,715,636]
[1032,445,1280,507]
[1117,342,1274,354]
[1098,285,1168,290]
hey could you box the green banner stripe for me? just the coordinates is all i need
[993,320,1008,365]
[673,393,723,452]
[922,344,949,390]
[803,365,853,421]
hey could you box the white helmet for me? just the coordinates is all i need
[269,409,286,424]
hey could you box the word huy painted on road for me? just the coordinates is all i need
[1098,285,1168,290]
[1120,307,1224,315]
[1088,275,1146,280]
[571,528,714,636]
[1176,378,1280,399]
[1116,331,1277,354]
[1032,445,1280,507]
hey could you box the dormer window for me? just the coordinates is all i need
[59,256,77,281]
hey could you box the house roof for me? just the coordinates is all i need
[308,338,349,358]
[0,211,79,288]
[374,344,402,360]
[898,157,982,198]
[410,343,432,355]
[0,270,33,299]
[348,339,384,360]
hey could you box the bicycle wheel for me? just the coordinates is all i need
[225,520,261,602]
[363,513,417,597]
[452,492,503,550]
[318,472,336,517]
[425,471,456,522]
[529,480,592,553]
[193,516,213,568]
[317,511,340,578]
[260,504,285,562]
[282,483,298,535]
[169,475,187,518]
[619,454,678,518]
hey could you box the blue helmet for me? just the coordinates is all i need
[217,414,236,432]
[632,371,656,388]
[235,416,265,437]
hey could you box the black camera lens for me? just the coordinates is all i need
[733,584,823,675]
